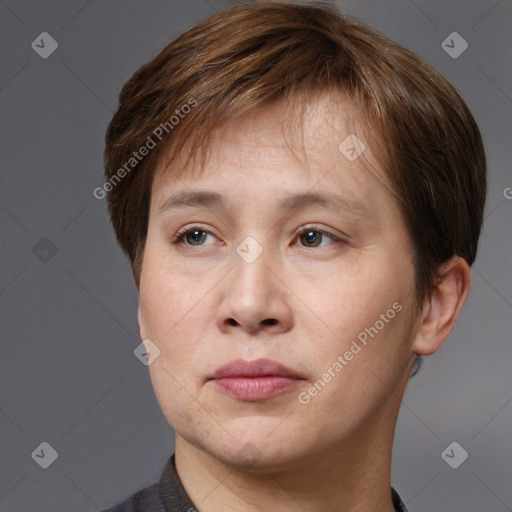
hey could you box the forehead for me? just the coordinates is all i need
[152,92,385,194]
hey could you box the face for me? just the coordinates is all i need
[137,93,419,471]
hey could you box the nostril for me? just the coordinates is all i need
[225,318,277,327]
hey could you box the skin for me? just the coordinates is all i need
[135,93,471,512]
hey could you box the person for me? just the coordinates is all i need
[100,1,487,511]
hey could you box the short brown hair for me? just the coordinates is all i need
[104,1,487,306]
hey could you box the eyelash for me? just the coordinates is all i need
[170,224,345,248]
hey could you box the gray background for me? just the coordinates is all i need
[0,0,510,510]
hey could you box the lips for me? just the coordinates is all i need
[211,358,303,379]
[209,358,304,401]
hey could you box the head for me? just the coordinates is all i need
[103,2,486,469]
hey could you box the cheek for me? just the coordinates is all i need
[299,257,409,339]
[297,305,413,441]
[140,272,211,437]
[148,357,215,443]
[139,261,199,341]
[296,253,414,393]
[139,258,211,377]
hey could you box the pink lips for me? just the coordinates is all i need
[209,358,304,401]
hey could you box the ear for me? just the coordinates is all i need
[411,257,471,356]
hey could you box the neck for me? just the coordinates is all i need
[174,403,402,512]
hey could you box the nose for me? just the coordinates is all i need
[216,241,293,335]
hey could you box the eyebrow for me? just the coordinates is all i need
[158,190,371,217]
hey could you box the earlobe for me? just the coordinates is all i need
[412,257,471,356]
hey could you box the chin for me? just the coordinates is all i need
[198,421,311,473]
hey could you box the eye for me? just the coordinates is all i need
[171,226,218,246]
[171,225,344,249]
[296,226,342,248]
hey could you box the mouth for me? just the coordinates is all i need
[208,358,305,401]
